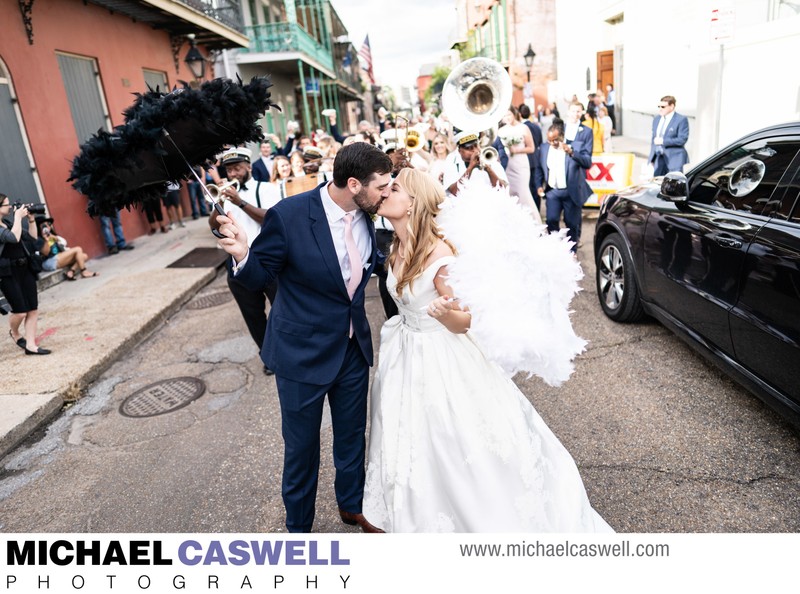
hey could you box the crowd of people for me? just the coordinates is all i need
[2,86,688,533]
[214,134,614,534]
[205,86,695,535]
[199,87,630,531]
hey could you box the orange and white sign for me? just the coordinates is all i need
[584,153,635,207]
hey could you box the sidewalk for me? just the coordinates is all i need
[0,218,226,459]
[608,134,649,159]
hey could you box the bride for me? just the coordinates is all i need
[362,168,613,532]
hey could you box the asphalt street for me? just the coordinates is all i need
[0,214,798,533]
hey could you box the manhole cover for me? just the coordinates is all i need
[119,377,206,418]
[187,291,233,309]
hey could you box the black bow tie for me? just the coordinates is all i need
[239,183,248,191]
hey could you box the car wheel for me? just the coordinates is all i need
[596,234,645,322]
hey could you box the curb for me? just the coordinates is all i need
[0,393,63,459]
[0,265,223,461]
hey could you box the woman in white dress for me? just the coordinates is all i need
[497,107,541,222]
[426,133,453,186]
[362,169,613,533]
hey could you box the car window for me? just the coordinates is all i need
[782,182,800,222]
[689,138,800,216]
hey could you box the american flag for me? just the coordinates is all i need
[358,35,374,84]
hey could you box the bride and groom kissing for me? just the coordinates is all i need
[215,142,612,533]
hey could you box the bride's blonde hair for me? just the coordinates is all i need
[389,168,456,297]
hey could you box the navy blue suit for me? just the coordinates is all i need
[492,137,509,169]
[648,112,689,175]
[535,125,593,250]
[251,158,270,182]
[522,120,544,209]
[234,183,378,532]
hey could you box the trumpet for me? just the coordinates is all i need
[205,179,240,202]
[405,129,424,152]
[479,146,499,168]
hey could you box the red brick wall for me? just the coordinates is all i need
[0,0,198,257]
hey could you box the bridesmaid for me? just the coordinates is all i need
[498,106,541,222]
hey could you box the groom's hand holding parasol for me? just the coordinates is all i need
[68,76,280,225]
[215,212,249,268]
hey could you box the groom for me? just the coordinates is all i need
[215,142,393,533]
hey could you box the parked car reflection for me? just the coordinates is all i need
[594,123,800,430]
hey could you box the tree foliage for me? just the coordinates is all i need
[424,66,452,113]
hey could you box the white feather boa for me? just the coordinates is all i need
[436,183,586,386]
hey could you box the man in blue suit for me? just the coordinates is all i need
[534,105,593,252]
[649,95,690,176]
[250,140,272,182]
[215,142,393,533]
[518,103,544,211]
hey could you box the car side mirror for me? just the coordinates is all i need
[659,172,688,202]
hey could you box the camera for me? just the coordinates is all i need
[12,202,46,215]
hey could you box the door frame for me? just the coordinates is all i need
[0,56,44,204]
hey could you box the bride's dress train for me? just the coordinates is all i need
[362,256,613,532]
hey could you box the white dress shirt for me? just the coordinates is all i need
[441,153,508,197]
[225,180,279,248]
[319,182,372,287]
[260,155,274,175]
[565,122,580,142]
[656,112,674,139]
[233,182,372,279]
[546,146,568,189]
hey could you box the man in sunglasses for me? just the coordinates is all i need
[648,96,690,176]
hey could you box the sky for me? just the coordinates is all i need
[329,0,457,91]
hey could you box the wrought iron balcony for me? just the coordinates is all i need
[243,22,334,73]
[179,0,243,31]
[83,0,246,48]
[334,53,362,95]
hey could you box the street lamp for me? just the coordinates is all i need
[523,44,536,83]
[184,35,206,80]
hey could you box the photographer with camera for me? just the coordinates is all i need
[0,193,50,355]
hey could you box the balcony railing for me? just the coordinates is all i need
[336,67,361,93]
[244,22,334,72]
[335,54,361,93]
[179,0,244,32]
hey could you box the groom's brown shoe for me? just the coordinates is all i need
[338,509,385,533]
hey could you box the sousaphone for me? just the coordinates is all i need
[441,57,513,133]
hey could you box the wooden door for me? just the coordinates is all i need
[596,51,614,92]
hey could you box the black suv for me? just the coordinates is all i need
[594,122,800,430]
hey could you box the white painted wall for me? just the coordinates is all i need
[553,0,800,165]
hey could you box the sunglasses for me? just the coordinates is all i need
[657,104,669,109]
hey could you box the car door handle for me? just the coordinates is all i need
[714,236,743,249]
[710,218,752,231]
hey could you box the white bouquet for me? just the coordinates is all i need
[497,125,523,148]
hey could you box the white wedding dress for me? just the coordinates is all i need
[362,256,613,533]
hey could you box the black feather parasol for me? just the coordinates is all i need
[69,76,280,216]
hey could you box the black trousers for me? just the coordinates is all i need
[374,229,398,320]
[227,275,278,350]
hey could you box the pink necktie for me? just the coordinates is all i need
[343,212,363,336]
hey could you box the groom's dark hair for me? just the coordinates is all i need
[332,142,392,188]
